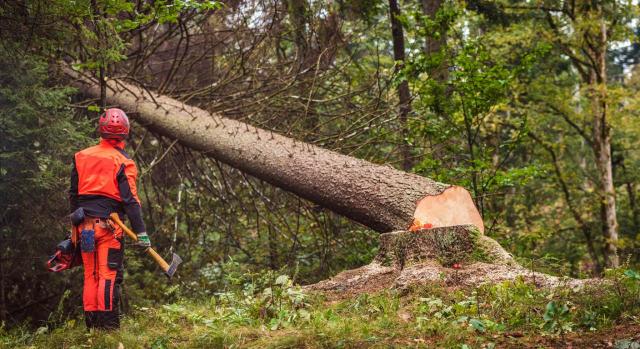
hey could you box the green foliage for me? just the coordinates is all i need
[211,272,311,330]
[0,44,93,323]
[3,0,222,75]
[152,0,223,24]
[402,1,548,226]
[542,301,573,334]
[2,271,639,348]
[399,0,639,276]
[624,269,640,281]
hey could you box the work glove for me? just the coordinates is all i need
[135,232,151,249]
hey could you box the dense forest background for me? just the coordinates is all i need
[0,0,639,328]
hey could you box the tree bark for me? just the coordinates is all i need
[590,17,619,268]
[63,66,485,235]
[626,182,639,232]
[287,0,309,64]
[388,0,414,171]
[420,0,448,83]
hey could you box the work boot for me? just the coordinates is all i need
[85,310,120,330]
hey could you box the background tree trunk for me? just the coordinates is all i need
[420,0,448,83]
[626,182,639,232]
[388,0,414,171]
[287,0,309,64]
[590,17,619,268]
[545,3,621,269]
[63,66,485,235]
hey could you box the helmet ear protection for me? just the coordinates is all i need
[98,108,130,140]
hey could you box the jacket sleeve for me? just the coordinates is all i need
[69,157,79,213]
[116,161,147,234]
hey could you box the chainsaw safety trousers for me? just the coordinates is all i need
[69,139,146,233]
[77,216,123,329]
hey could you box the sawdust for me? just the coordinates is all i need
[306,263,399,298]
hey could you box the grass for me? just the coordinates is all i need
[1,269,639,348]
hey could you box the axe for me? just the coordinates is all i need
[108,213,182,279]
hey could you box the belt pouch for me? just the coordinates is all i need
[70,208,85,226]
[80,229,95,253]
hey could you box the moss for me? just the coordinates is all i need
[474,235,517,266]
[380,254,393,267]
[467,226,491,263]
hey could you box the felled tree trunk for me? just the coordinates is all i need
[63,66,485,235]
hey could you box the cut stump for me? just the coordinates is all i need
[306,226,599,299]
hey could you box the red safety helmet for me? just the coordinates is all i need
[98,108,130,140]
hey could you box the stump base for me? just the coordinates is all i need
[306,226,597,298]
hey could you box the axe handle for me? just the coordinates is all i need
[108,213,170,272]
[109,213,138,241]
[146,248,170,271]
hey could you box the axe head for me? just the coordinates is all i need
[165,253,183,279]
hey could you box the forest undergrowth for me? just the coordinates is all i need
[1,0,640,346]
[2,267,639,349]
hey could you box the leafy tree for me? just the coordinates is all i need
[0,44,93,323]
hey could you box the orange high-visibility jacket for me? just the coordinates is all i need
[69,139,146,233]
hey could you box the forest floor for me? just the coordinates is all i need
[502,324,640,348]
[1,270,639,349]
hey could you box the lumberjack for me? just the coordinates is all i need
[68,108,150,330]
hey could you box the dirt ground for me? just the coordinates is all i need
[494,323,640,348]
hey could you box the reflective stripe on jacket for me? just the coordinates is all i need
[69,139,146,233]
